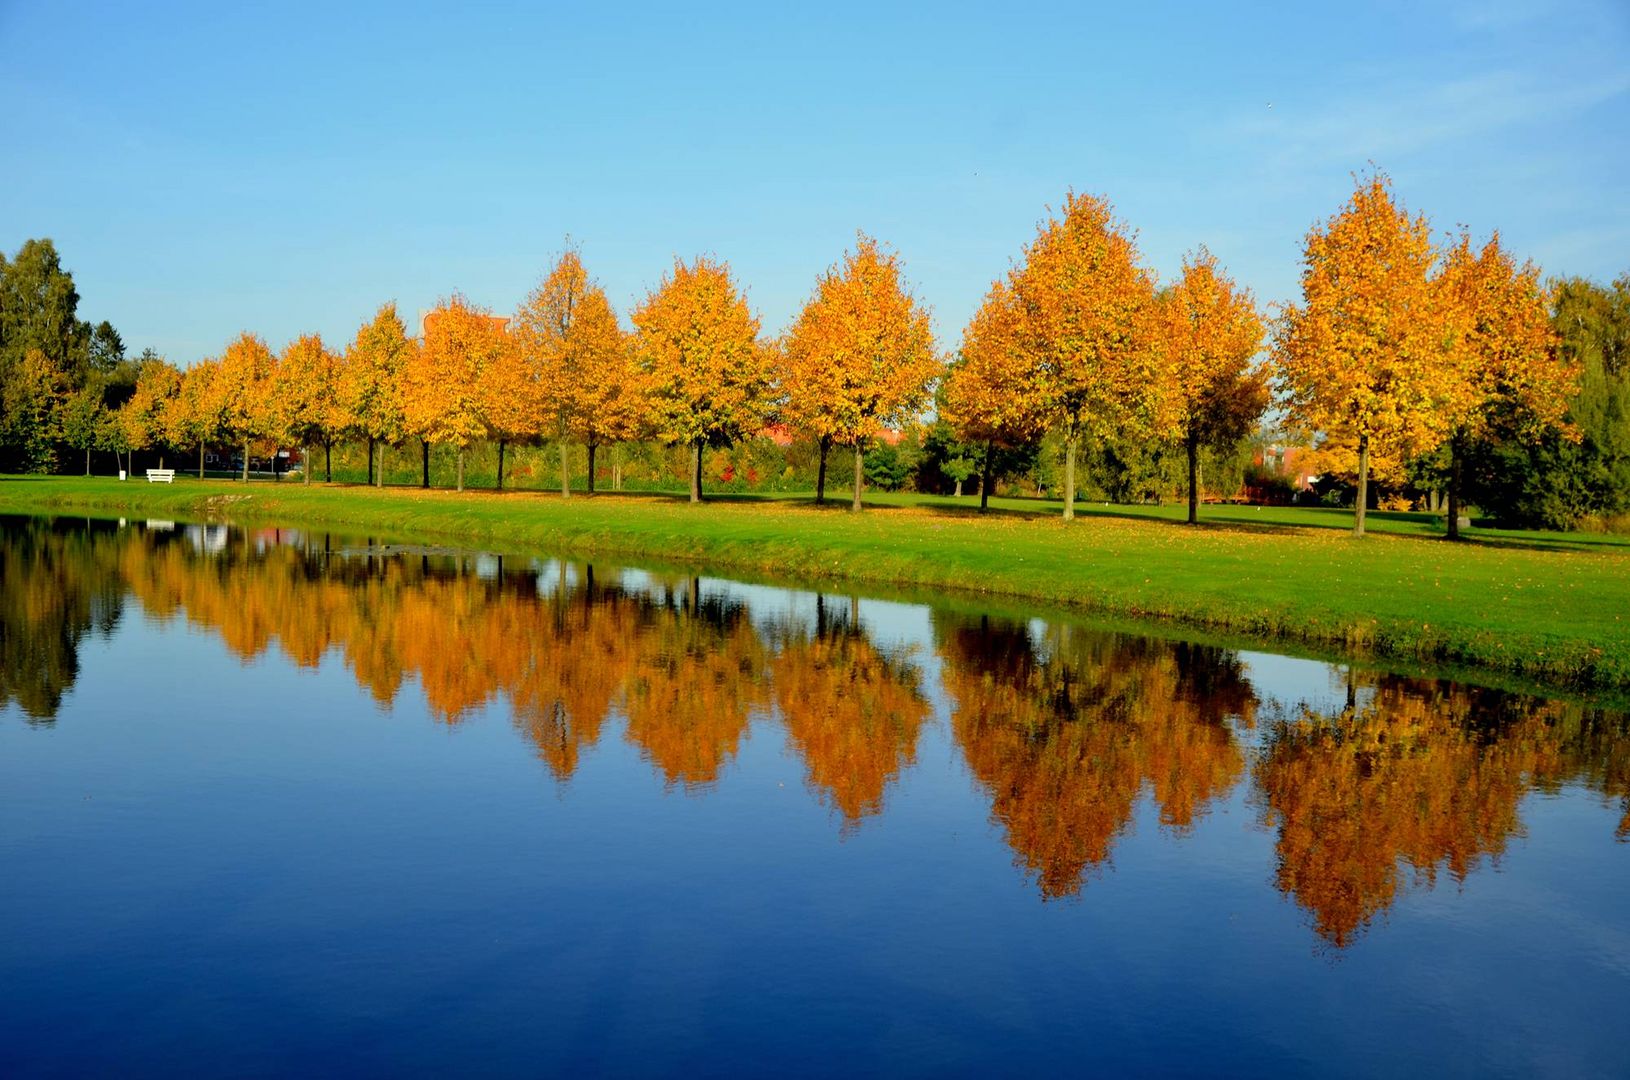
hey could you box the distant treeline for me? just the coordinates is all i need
[3,172,1626,531]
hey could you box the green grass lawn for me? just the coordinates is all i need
[5,473,1627,691]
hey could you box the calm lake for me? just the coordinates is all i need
[2,514,1627,1076]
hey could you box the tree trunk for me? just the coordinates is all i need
[1186,433,1200,525]
[954,477,963,497]
[367,436,375,485]
[242,439,250,482]
[1062,428,1077,520]
[612,444,623,491]
[302,443,311,485]
[496,439,506,491]
[84,447,90,476]
[456,448,465,492]
[560,438,571,498]
[815,435,830,504]
[377,442,386,488]
[199,439,206,479]
[690,439,703,503]
[980,440,993,512]
[1354,434,1370,538]
[1447,435,1463,541]
[851,443,864,512]
[587,442,597,494]
[421,440,430,488]
[324,442,332,483]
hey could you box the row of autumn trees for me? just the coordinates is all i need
[8,517,1627,946]
[22,171,1591,533]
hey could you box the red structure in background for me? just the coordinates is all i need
[1245,444,1317,503]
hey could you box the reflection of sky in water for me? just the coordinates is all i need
[1,519,1627,1076]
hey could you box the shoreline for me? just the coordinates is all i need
[4,475,1627,693]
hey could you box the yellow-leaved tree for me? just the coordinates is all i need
[1435,231,1574,539]
[633,257,773,502]
[1009,192,1159,520]
[478,315,535,491]
[406,295,506,491]
[272,334,339,486]
[1273,174,1462,536]
[578,330,646,493]
[784,234,939,510]
[163,358,223,478]
[210,332,274,482]
[943,280,1049,511]
[338,303,412,488]
[1159,248,1268,524]
[119,354,180,471]
[513,250,627,497]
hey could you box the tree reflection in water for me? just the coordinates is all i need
[2,517,1626,948]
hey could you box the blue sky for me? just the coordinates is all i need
[2,0,1626,365]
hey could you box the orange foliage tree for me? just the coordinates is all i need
[119,353,181,469]
[162,357,223,478]
[783,235,939,509]
[1273,175,1463,536]
[513,250,628,496]
[211,332,276,481]
[1159,248,1268,524]
[271,334,339,486]
[943,280,1050,511]
[1435,232,1574,538]
[1008,192,1159,519]
[406,296,506,491]
[633,257,773,502]
[338,303,412,488]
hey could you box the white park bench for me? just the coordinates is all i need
[146,469,176,484]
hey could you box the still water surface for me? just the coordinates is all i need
[2,516,1628,1076]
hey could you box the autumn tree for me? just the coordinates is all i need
[784,235,939,510]
[1003,193,1161,519]
[163,358,224,477]
[1160,249,1269,524]
[513,250,627,496]
[633,257,773,502]
[272,334,339,487]
[1273,175,1462,536]
[406,296,504,491]
[943,280,1050,511]
[211,332,275,481]
[574,330,647,494]
[1434,232,1573,539]
[118,353,181,471]
[478,318,535,491]
[339,303,413,487]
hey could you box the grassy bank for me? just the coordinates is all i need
[5,474,1628,691]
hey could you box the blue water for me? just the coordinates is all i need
[1,517,1626,1076]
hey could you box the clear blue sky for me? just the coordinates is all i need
[3,0,1626,365]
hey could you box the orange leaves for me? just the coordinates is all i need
[783,234,939,450]
[944,280,1048,447]
[270,333,338,448]
[513,250,630,445]
[633,256,771,450]
[213,331,276,442]
[404,295,504,451]
[1160,248,1267,447]
[339,302,413,444]
[1010,192,1160,440]
[1273,174,1452,466]
[1436,231,1573,440]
